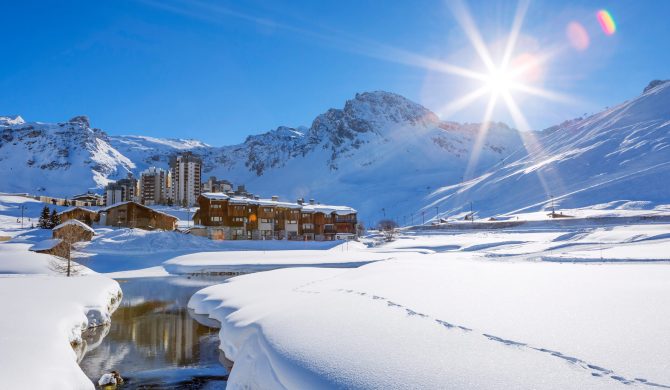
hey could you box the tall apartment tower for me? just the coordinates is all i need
[139,167,169,205]
[170,152,202,206]
[105,173,138,206]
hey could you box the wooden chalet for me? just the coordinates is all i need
[52,219,95,244]
[100,201,177,231]
[196,193,356,241]
[58,206,99,225]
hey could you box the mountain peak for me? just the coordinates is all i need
[0,115,25,126]
[68,115,91,127]
[643,79,669,94]
[345,91,439,126]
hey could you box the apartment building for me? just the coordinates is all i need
[105,174,138,206]
[193,193,356,241]
[202,176,233,193]
[139,167,169,205]
[170,152,202,206]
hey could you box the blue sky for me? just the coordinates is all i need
[3,1,669,145]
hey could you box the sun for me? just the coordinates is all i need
[484,68,515,96]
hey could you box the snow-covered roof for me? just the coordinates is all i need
[301,204,357,215]
[100,201,178,220]
[53,219,96,234]
[30,239,63,251]
[200,192,354,213]
[58,206,97,215]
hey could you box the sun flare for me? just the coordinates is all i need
[484,68,515,96]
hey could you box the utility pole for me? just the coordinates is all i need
[435,206,439,222]
[470,202,474,223]
[20,205,26,228]
[550,195,555,215]
[422,211,425,225]
[382,208,386,218]
[410,213,414,225]
[403,215,407,226]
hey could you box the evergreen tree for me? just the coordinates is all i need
[38,206,50,229]
[49,209,61,229]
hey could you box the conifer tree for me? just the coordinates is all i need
[49,209,61,229]
[38,206,50,229]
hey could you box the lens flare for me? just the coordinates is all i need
[596,10,616,35]
[566,22,590,50]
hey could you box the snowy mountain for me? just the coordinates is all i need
[425,80,670,219]
[0,91,523,223]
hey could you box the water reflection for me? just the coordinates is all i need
[79,276,230,389]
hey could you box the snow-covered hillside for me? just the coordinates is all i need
[4,82,669,223]
[426,80,670,219]
[0,92,523,223]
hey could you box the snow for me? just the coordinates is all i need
[188,226,670,389]
[426,81,670,220]
[30,238,63,251]
[163,245,390,274]
[53,219,96,233]
[0,274,121,389]
[0,195,121,389]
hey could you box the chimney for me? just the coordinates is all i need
[271,195,279,201]
[297,198,304,205]
[309,199,315,205]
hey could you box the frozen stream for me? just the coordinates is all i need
[79,276,231,389]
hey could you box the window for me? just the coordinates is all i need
[211,216,222,222]
[260,218,271,223]
[287,220,297,224]
[263,207,273,213]
[301,213,310,218]
[232,217,246,222]
[212,204,222,209]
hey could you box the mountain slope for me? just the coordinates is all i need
[0,92,523,223]
[425,80,670,219]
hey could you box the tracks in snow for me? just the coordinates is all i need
[338,288,670,389]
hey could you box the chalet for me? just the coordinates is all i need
[30,239,70,259]
[53,219,95,244]
[99,201,177,231]
[196,193,357,241]
[71,192,104,206]
[58,207,99,225]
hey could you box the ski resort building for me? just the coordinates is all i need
[139,167,170,205]
[170,152,202,207]
[193,193,357,241]
[99,201,178,231]
[105,174,139,205]
[202,176,233,194]
[57,206,99,225]
[52,219,95,244]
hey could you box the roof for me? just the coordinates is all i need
[200,193,353,213]
[101,201,178,221]
[58,206,98,215]
[30,239,63,251]
[53,219,96,234]
[301,204,357,215]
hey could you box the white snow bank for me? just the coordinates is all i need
[164,249,391,274]
[0,274,121,389]
[190,257,670,389]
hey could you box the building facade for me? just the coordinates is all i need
[99,201,177,231]
[194,193,357,241]
[139,167,169,205]
[105,174,138,206]
[202,176,233,193]
[170,152,202,206]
